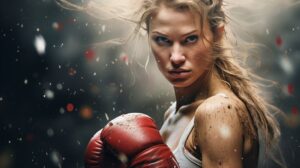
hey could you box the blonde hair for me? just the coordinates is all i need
[57,0,290,167]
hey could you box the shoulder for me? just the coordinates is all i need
[194,93,247,127]
[193,94,246,166]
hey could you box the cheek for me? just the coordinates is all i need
[192,45,211,59]
[151,50,161,64]
[200,34,215,65]
[190,44,214,69]
[150,44,167,64]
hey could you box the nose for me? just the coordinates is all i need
[170,43,186,67]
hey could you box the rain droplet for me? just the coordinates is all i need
[59,107,65,114]
[47,128,54,137]
[102,25,106,32]
[105,113,109,121]
[45,90,55,99]
[34,35,46,55]
[50,150,62,168]
[279,56,293,75]
[56,83,63,90]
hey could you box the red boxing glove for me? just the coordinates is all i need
[84,113,179,168]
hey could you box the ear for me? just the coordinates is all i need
[214,24,225,42]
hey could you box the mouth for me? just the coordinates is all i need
[168,69,192,78]
[169,69,191,73]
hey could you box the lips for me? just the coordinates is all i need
[169,69,191,73]
[168,69,192,78]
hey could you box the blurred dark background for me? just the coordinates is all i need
[0,0,299,168]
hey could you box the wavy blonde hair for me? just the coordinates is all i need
[57,0,290,167]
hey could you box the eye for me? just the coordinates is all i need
[184,35,198,44]
[153,36,171,46]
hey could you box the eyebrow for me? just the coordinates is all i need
[152,29,198,37]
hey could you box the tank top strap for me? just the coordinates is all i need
[176,116,195,149]
[174,116,202,166]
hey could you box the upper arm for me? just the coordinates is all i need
[194,97,244,168]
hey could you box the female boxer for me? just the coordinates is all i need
[58,0,287,167]
[145,1,278,167]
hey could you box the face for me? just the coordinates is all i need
[149,6,215,88]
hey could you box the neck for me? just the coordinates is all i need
[174,68,226,111]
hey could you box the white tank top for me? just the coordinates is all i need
[161,102,202,168]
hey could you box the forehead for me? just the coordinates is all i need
[150,5,202,32]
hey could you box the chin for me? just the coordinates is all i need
[169,79,194,88]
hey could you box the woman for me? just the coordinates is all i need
[59,0,286,167]
[147,1,266,167]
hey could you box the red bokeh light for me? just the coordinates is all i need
[52,22,64,31]
[291,107,299,115]
[68,68,77,76]
[26,133,34,142]
[85,49,95,61]
[275,36,283,47]
[119,54,129,65]
[80,106,93,119]
[287,84,295,95]
[66,103,75,112]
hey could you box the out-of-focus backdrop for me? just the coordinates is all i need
[0,0,299,168]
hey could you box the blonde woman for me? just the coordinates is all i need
[58,0,287,167]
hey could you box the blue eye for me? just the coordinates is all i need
[184,35,198,44]
[154,36,171,45]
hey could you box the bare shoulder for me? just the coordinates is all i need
[194,93,247,126]
[194,94,246,167]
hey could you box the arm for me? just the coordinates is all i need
[194,97,244,168]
